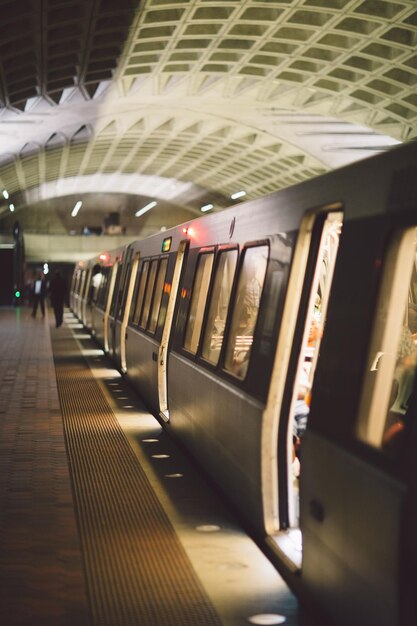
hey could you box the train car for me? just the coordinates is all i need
[71,140,417,626]
[91,247,124,353]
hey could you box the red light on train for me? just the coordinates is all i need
[164,282,171,295]
[182,227,194,236]
[99,253,109,262]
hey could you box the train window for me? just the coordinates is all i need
[70,271,77,294]
[109,263,123,316]
[75,270,82,295]
[202,249,238,365]
[80,270,88,299]
[132,261,149,326]
[117,259,132,320]
[224,245,269,379]
[89,265,102,304]
[184,252,214,354]
[140,259,158,329]
[357,228,417,456]
[97,267,110,308]
[149,258,168,333]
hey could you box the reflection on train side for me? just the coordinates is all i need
[202,249,237,365]
[225,246,269,379]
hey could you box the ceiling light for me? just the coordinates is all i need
[71,200,82,217]
[201,203,213,212]
[135,200,157,217]
[231,190,246,200]
[3,190,9,199]
[9,203,15,212]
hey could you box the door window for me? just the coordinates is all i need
[140,259,158,329]
[356,228,417,456]
[149,258,168,333]
[131,261,149,326]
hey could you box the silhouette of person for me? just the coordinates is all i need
[49,270,67,328]
[31,272,47,318]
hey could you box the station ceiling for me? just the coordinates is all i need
[0,0,416,238]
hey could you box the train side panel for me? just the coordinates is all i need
[301,432,404,626]
[168,353,265,527]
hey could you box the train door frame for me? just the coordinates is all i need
[78,269,88,320]
[261,204,343,570]
[88,263,103,334]
[120,252,140,373]
[69,270,77,311]
[81,267,93,325]
[104,258,119,353]
[74,269,81,314]
[109,258,126,357]
[158,240,188,422]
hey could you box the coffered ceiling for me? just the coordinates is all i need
[0,0,416,236]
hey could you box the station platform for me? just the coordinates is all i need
[0,306,303,626]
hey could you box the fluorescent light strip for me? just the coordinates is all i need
[201,203,213,212]
[231,190,246,200]
[71,200,82,217]
[135,200,157,217]
[3,190,9,199]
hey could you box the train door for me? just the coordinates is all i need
[109,260,124,356]
[81,268,92,325]
[158,240,187,421]
[73,269,83,318]
[103,259,119,353]
[78,270,88,320]
[302,226,417,626]
[120,253,140,373]
[87,264,103,332]
[93,265,111,346]
[113,249,134,364]
[69,270,77,311]
[262,208,343,568]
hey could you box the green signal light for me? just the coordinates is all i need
[15,290,21,298]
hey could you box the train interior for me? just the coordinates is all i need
[269,210,344,569]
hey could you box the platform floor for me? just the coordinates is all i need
[0,306,301,626]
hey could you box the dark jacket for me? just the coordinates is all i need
[49,274,67,306]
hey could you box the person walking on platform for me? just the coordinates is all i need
[49,270,67,328]
[31,272,47,319]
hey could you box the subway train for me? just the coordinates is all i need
[70,140,417,626]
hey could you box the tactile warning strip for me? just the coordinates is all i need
[51,327,223,626]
